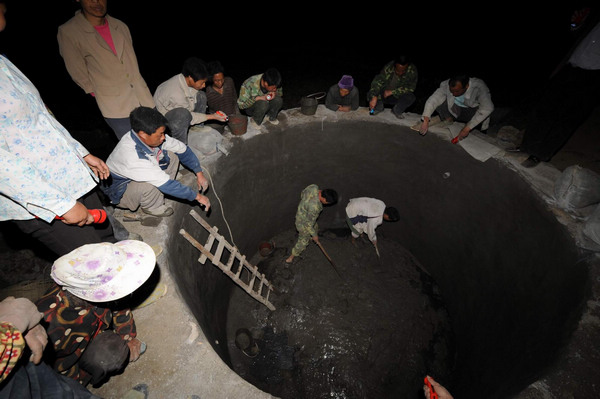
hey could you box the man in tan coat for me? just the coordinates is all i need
[57,0,155,139]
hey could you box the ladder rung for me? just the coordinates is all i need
[200,234,216,264]
[212,240,225,265]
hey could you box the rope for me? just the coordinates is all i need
[202,166,236,248]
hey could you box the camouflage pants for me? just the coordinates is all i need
[291,222,318,257]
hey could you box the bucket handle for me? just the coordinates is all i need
[305,91,326,101]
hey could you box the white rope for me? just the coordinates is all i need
[202,166,236,248]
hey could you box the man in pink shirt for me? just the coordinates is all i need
[58,0,155,140]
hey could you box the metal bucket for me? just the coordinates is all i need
[228,114,248,135]
[300,92,325,115]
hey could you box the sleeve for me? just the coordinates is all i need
[57,26,93,94]
[112,309,137,341]
[0,147,77,221]
[237,78,255,109]
[350,87,360,110]
[466,84,495,129]
[325,85,339,111]
[0,322,26,383]
[422,83,448,119]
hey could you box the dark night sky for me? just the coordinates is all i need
[0,1,583,132]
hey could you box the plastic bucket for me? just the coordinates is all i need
[228,114,248,135]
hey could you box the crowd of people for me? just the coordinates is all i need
[2,0,599,397]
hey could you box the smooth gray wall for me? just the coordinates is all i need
[168,121,588,398]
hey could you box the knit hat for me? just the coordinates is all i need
[338,75,354,90]
[51,240,156,302]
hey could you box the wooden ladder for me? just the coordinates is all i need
[179,209,276,311]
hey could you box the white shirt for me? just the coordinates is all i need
[345,197,386,242]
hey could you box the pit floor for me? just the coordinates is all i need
[1,105,599,399]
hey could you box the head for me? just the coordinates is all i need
[319,189,338,205]
[337,75,354,97]
[130,106,168,148]
[79,330,130,386]
[261,68,282,91]
[393,55,411,76]
[182,57,208,90]
[77,0,108,24]
[448,74,470,97]
[383,207,400,222]
[208,60,225,89]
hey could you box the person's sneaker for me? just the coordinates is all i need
[127,232,144,241]
[393,112,405,119]
[141,206,174,217]
[248,118,261,130]
[122,384,148,399]
[268,117,280,125]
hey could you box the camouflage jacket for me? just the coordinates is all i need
[367,61,418,99]
[294,184,322,236]
[237,73,284,110]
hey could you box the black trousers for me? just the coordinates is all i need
[12,189,116,258]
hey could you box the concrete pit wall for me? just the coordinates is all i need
[167,118,592,399]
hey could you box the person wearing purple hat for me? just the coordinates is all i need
[325,74,360,112]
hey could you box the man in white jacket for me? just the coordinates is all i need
[153,57,227,144]
[102,107,211,217]
[345,198,399,255]
[418,74,494,141]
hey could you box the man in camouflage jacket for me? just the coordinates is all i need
[285,184,337,264]
[367,56,418,118]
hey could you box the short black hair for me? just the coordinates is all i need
[262,68,282,87]
[207,60,225,76]
[182,57,208,81]
[130,106,168,135]
[393,55,411,66]
[321,189,338,205]
[449,74,470,88]
[384,207,400,222]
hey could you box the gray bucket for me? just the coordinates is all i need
[300,92,326,115]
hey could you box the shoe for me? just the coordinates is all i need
[268,117,280,125]
[393,112,405,119]
[521,155,540,168]
[133,282,167,309]
[141,206,174,217]
[127,232,144,241]
[122,384,148,399]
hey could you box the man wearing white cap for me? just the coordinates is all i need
[36,240,156,387]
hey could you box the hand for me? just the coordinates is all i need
[83,154,110,180]
[24,324,48,364]
[195,193,211,211]
[419,118,430,136]
[368,97,378,111]
[61,202,94,226]
[338,105,351,112]
[0,297,43,333]
[423,376,453,399]
[457,126,471,141]
[213,112,228,122]
[127,338,143,362]
[196,172,209,193]
[312,235,319,244]
[383,89,393,98]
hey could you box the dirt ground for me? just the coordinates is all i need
[226,227,454,399]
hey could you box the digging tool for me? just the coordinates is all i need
[314,239,342,278]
